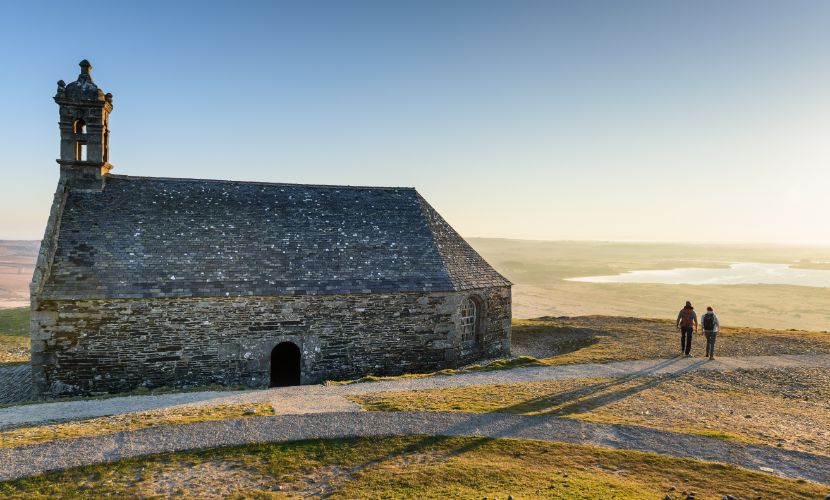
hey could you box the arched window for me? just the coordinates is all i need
[73,119,86,134]
[459,297,478,343]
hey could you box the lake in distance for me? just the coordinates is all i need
[567,262,830,288]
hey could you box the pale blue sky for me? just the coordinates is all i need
[1,1,828,243]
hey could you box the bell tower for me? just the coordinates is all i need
[54,60,113,189]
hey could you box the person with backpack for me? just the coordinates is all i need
[675,301,698,356]
[701,306,720,360]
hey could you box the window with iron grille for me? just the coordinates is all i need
[460,297,477,343]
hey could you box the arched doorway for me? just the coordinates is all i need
[270,342,301,387]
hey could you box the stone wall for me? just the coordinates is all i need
[31,287,510,397]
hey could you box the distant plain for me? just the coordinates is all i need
[0,240,36,310]
[469,238,830,331]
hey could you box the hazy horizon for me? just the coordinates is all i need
[4,234,830,249]
[1,1,828,243]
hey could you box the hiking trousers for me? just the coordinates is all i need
[680,326,694,355]
[705,331,717,358]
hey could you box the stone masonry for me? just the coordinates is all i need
[32,288,510,396]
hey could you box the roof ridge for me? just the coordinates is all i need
[105,174,416,191]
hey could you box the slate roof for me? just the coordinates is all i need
[41,175,510,300]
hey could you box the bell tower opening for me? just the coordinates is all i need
[54,59,114,188]
[73,119,86,134]
[270,342,301,387]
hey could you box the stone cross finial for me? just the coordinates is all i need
[78,60,93,82]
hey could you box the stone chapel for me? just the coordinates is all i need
[30,60,512,398]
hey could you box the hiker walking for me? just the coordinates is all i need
[702,306,720,360]
[675,301,698,356]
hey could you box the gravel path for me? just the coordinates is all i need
[3,353,829,429]
[2,411,829,484]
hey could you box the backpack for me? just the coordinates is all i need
[703,313,715,331]
[680,308,695,327]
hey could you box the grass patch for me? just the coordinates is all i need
[0,402,274,448]
[328,356,547,385]
[1,435,825,499]
[689,430,744,441]
[0,307,29,365]
[347,377,625,414]
[0,307,28,337]
[0,334,28,364]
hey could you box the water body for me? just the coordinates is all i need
[567,262,830,288]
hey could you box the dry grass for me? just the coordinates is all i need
[348,367,830,456]
[0,307,28,336]
[512,315,830,364]
[0,307,28,365]
[328,356,546,385]
[1,436,826,499]
[0,334,28,364]
[0,403,274,448]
